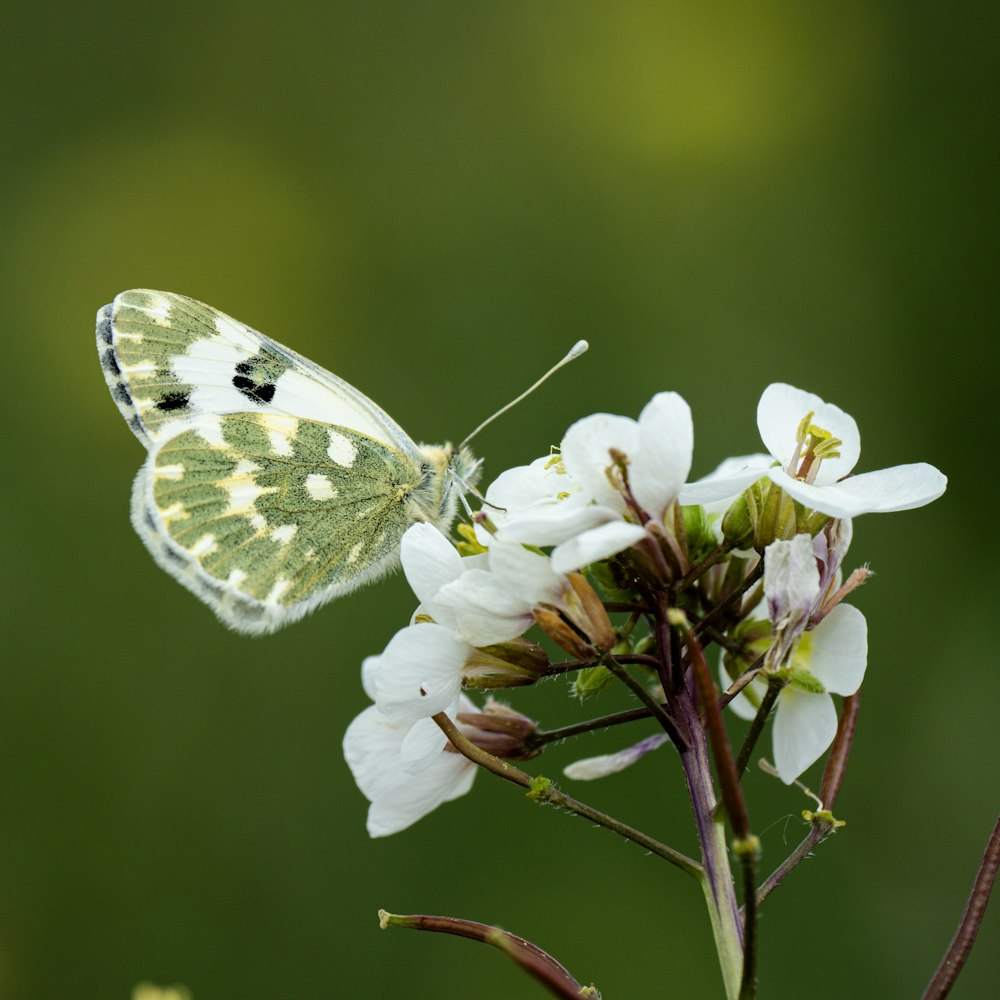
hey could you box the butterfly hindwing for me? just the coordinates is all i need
[133,412,445,634]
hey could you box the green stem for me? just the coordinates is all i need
[675,691,744,1000]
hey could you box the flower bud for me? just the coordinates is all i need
[572,664,615,700]
[461,638,549,689]
[565,572,616,652]
[455,699,541,760]
[532,606,595,659]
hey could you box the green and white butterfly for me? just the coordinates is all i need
[97,290,480,635]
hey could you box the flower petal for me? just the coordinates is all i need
[804,604,867,696]
[400,714,452,774]
[560,413,640,511]
[400,523,465,608]
[757,384,860,484]
[819,464,947,513]
[487,538,565,607]
[563,733,670,780]
[373,623,468,722]
[435,570,533,645]
[550,521,648,574]
[498,494,619,546]
[766,468,872,519]
[630,392,694,518]
[679,454,773,505]
[772,688,838,784]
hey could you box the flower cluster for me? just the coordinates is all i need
[343,382,945,835]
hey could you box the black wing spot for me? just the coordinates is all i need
[113,383,132,405]
[233,374,276,404]
[98,314,113,345]
[156,391,191,412]
[102,349,122,378]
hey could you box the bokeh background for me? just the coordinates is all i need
[1,3,996,998]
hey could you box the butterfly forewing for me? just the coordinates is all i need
[98,290,422,459]
[97,289,468,634]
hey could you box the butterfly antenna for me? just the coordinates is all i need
[459,339,589,449]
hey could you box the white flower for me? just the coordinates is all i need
[727,605,868,784]
[681,383,946,519]
[343,682,479,837]
[402,522,578,645]
[499,392,694,572]
[563,733,670,780]
[763,533,820,668]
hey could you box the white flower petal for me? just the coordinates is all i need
[435,570,532,645]
[484,457,569,516]
[563,733,670,780]
[804,604,867,696]
[373,624,467,722]
[772,688,838,784]
[766,468,872,519]
[757,383,860,484]
[497,494,620,546]
[679,454,773,505]
[343,697,478,837]
[560,413,639,511]
[400,714,452,774]
[629,392,694,518]
[366,750,475,837]
[487,539,564,607]
[550,521,648,574]
[819,464,947,513]
[361,655,381,701]
[400,523,464,608]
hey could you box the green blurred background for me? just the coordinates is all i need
[1,3,996,998]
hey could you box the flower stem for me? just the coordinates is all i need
[605,656,687,751]
[675,690,744,1000]
[921,815,1000,1000]
[433,712,701,878]
[755,694,860,907]
[529,706,654,747]
[378,910,588,1000]
[734,678,782,779]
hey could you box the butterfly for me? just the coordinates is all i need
[97,290,479,635]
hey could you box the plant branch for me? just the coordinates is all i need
[734,679,783,779]
[433,712,701,878]
[605,656,688,751]
[378,910,588,1000]
[921,815,1000,1000]
[755,694,860,907]
[528,706,653,747]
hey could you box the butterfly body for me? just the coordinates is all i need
[98,290,477,634]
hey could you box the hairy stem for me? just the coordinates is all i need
[433,712,701,878]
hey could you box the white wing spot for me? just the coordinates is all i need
[155,463,185,481]
[190,533,218,557]
[305,473,338,500]
[223,459,273,514]
[327,431,357,467]
[265,577,292,604]
[160,502,186,522]
[268,427,295,457]
[227,569,248,587]
[271,523,298,544]
[347,541,365,564]
[249,513,267,531]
